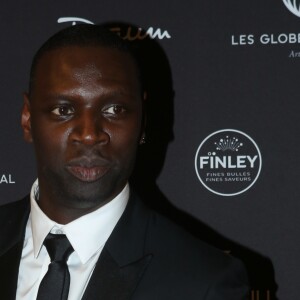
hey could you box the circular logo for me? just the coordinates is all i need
[195,129,262,196]
[282,0,300,18]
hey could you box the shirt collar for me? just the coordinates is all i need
[30,179,129,264]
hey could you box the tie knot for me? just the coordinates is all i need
[44,233,74,263]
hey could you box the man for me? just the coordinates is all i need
[0,24,249,299]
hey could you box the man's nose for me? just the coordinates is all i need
[70,112,109,146]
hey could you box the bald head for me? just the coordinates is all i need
[29,24,141,95]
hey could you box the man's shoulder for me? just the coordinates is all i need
[0,196,30,222]
[0,196,30,210]
[146,209,239,270]
[131,201,249,299]
[0,196,30,254]
[129,194,242,271]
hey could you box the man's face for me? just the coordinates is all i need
[22,46,143,212]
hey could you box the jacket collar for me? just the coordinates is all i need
[0,197,30,300]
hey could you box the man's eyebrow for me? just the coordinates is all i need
[41,93,77,102]
[103,89,138,97]
[42,89,139,101]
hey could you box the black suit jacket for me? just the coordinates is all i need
[0,193,249,299]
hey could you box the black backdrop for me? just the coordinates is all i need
[0,1,299,299]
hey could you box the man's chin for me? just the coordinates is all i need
[41,167,126,209]
[59,178,122,209]
[61,189,112,210]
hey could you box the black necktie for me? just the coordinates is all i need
[37,233,74,300]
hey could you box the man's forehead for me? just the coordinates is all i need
[36,46,137,77]
[30,45,141,98]
[29,44,142,97]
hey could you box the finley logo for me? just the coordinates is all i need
[282,0,300,17]
[195,129,262,196]
[57,17,171,40]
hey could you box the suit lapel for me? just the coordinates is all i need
[0,197,30,300]
[82,193,153,300]
[82,248,152,300]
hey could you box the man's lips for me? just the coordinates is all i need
[66,157,110,182]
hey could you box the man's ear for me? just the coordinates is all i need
[139,91,147,145]
[21,93,33,143]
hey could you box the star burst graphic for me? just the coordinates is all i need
[214,136,243,152]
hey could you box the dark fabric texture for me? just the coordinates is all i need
[0,193,249,300]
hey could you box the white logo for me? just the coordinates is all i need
[110,27,171,40]
[282,0,300,17]
[57,17,94,25]
[195,129,262,196]
[0,174,15,184]
[57,17,171,40]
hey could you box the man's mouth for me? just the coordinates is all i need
[66,157,110,182]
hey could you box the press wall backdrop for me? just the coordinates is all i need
[0,1,299,299]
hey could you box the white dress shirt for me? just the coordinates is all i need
[16,179,129,300]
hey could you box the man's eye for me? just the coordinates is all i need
[51,106,74,116]
[103,105,125,115]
